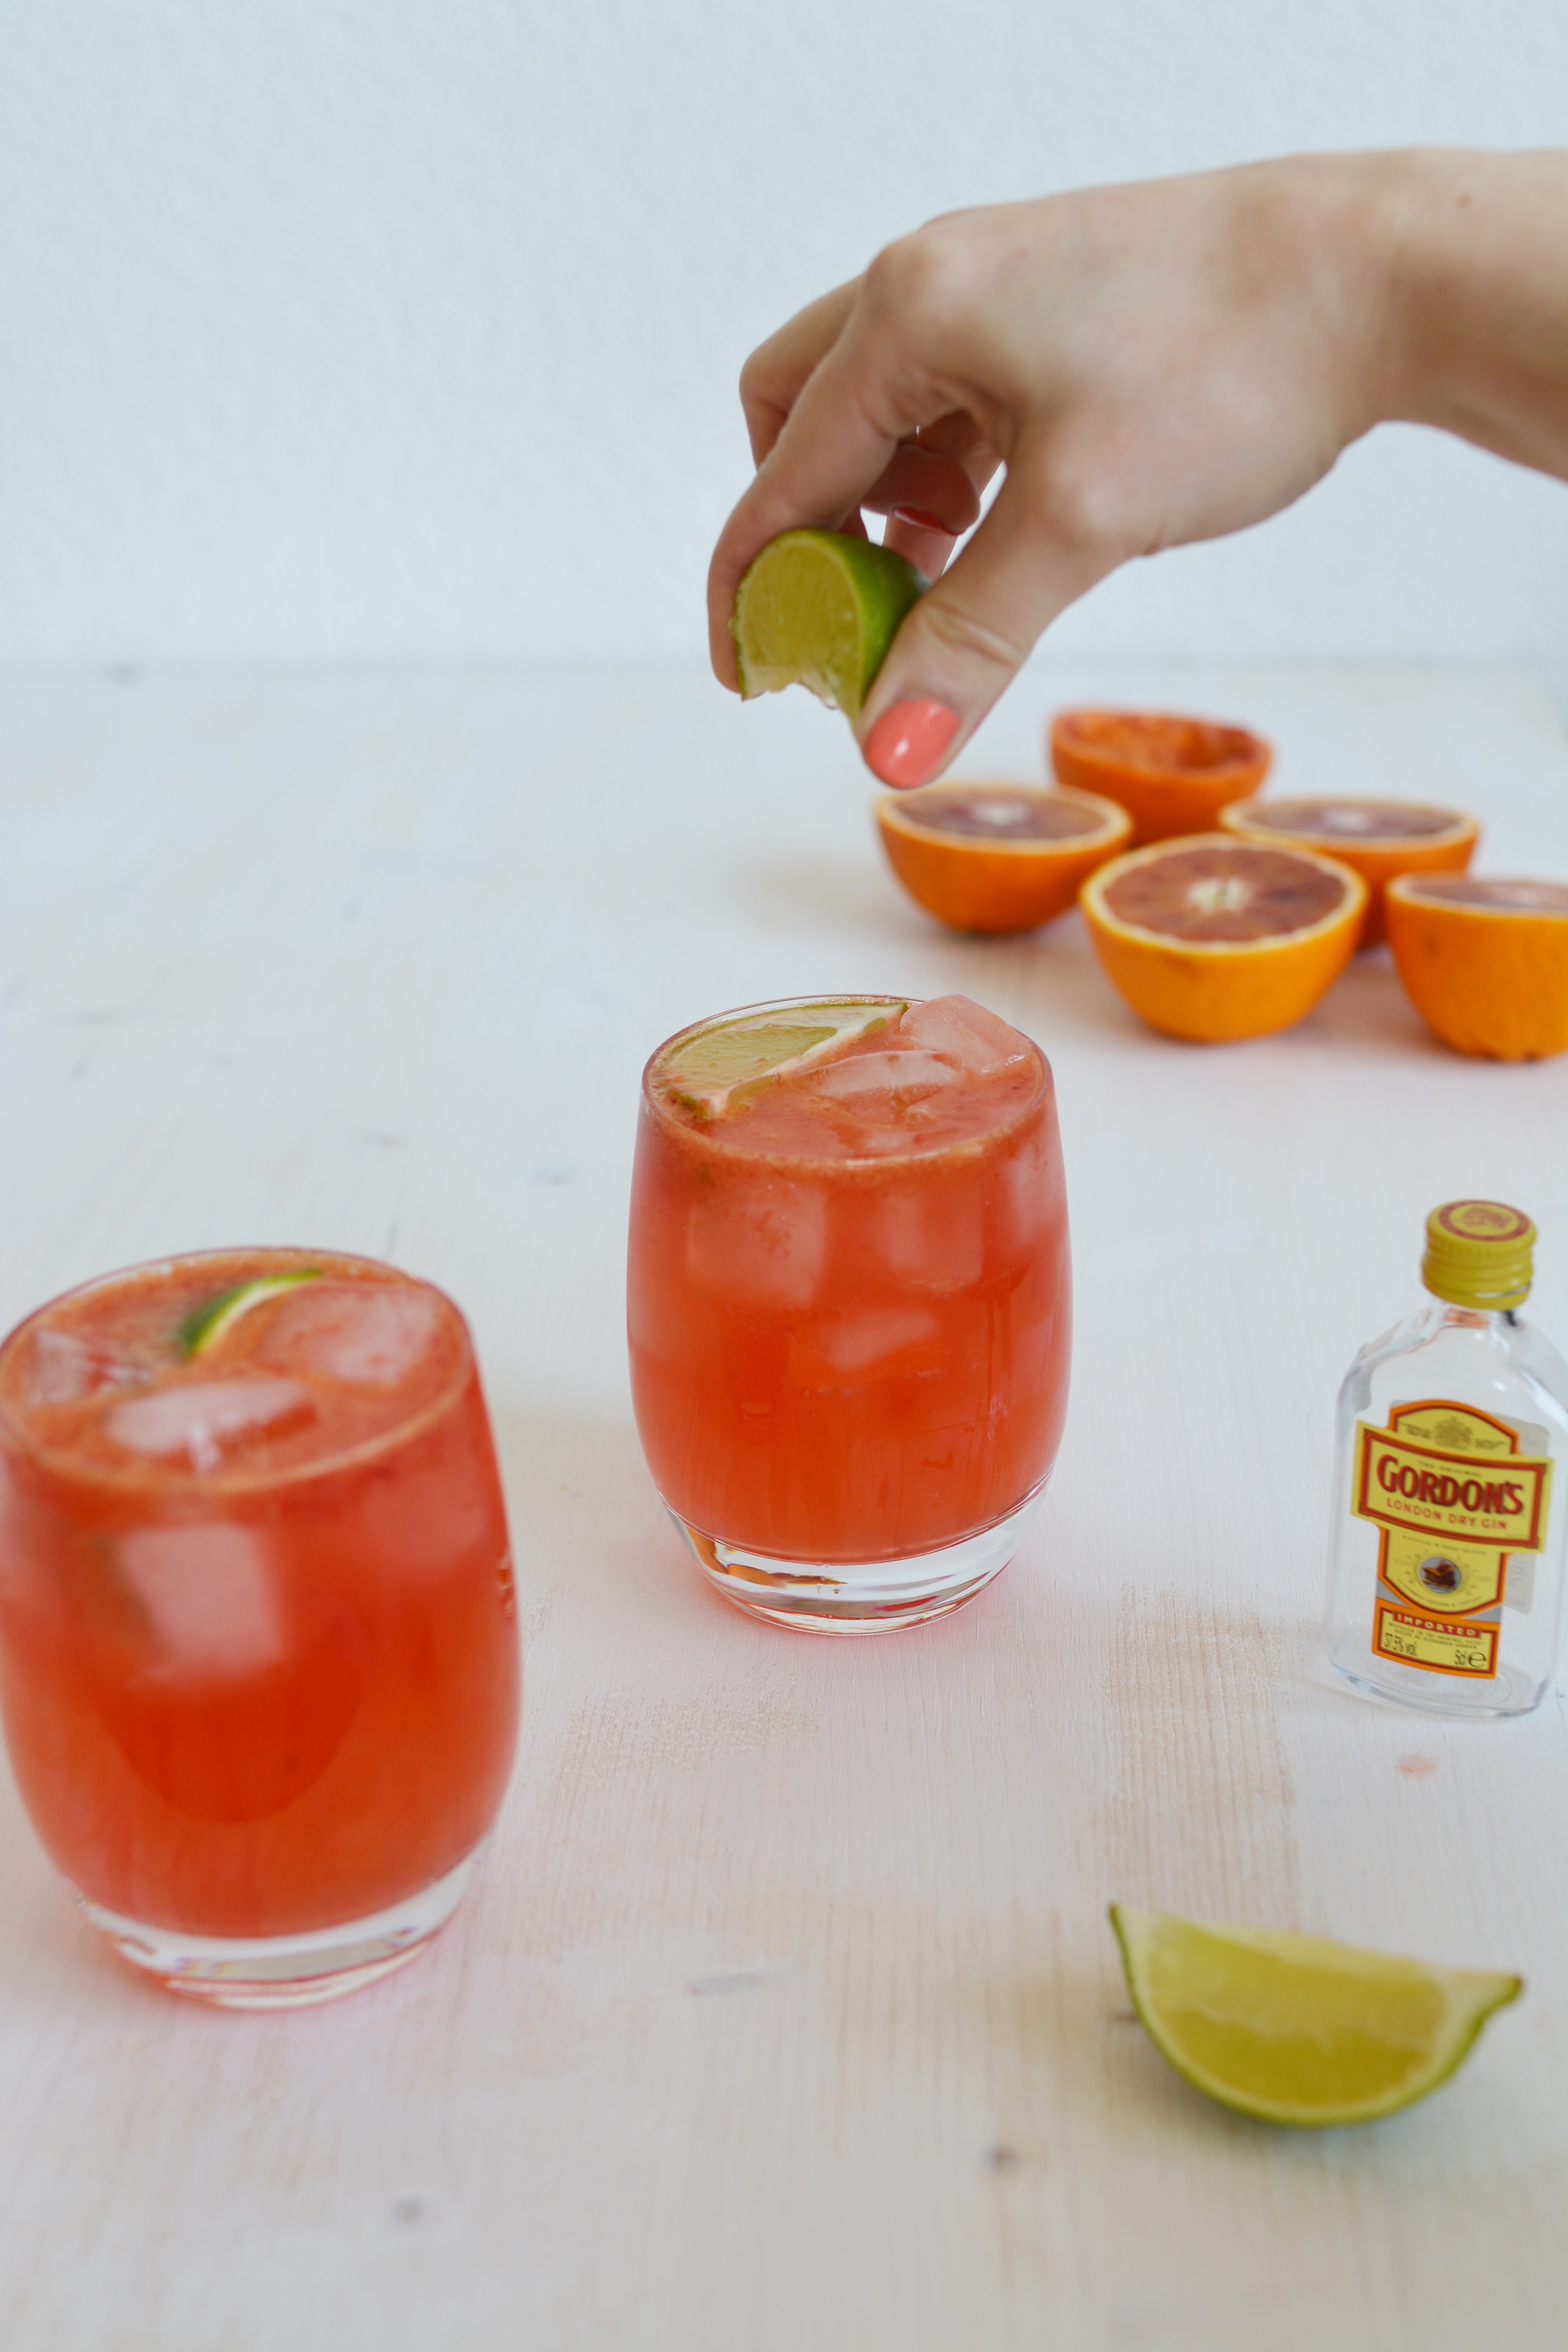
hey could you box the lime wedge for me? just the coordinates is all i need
[177,1270,322,1360]
[732,529,926,719]
[1111,1907,1520,2128]
[661,1000,905,1117]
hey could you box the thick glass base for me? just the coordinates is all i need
[1327,1646,1545,1722]
[78,1841,489,2009]
[671,1488,1045,1633]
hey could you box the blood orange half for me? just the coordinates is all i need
[1081,836,1365,1042]
[1220,797,1478,947]
[1050,709,1270,845]
[1387,875,1568,1061]
[875,782,1131,934]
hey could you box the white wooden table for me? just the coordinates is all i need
[1,661,1566,2351]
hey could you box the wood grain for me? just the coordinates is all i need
[0,663,1564,2349]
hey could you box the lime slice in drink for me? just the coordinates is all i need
[732,530,926,719]
[1110,1907,1521,2127]
[661,1000,905,1118]
[177,1270,322,1360]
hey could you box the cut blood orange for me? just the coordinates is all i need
[1220,797,1478,947]
[1050,709,1270,845]
[1081,836,1365,1042]
[875,782,1131,934]
[1387,875,1568,1061]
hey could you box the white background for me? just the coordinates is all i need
[1,0,1565,674]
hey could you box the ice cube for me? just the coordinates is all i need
[24,1326,147,1407]
[807,1305,941,1373]
[115,1524,286,1675]
[107,1379,315,1474]
[686,1181,828,1309]
[255,1283,443,1387]
[799,1049,960,1115]
[896,995,1032,1077]
[873,1187,984,1291]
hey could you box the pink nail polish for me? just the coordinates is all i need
[862,699,960,789]
[892,507,951,535]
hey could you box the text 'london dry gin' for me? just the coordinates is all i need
[1323,1201,1568,1719]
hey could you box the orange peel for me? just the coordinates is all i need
[875,782,1131,934]
[1386,875,1568,1061]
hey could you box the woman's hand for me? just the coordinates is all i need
[708,150,1568,787]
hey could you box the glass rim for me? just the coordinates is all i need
[640,991,1050,1171]
[0,1244,481,1498]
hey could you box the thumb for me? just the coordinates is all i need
[857,460,1106,788]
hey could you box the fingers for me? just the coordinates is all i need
[709,269,990,682]
[738,278,862,467]
[859,444,981,536]
[881,517,958,581]
[708,309,924,685]
[880,415,1002,578]
[711,235,1008,686]
[855,444,978,587]
[857,452,1112,786]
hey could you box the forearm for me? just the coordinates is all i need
[1372,148,1568,477]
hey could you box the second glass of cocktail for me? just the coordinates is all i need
[627,994,1070,1630]
[0,1249,520,2006]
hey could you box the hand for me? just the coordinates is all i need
[708,150,1568,787]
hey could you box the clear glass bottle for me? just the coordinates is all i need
[1324,1201,1568,1720]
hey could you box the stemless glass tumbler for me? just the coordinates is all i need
[0,1249,520,2006]
[627,993,1071,1630]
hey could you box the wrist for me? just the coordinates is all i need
[1362,149,1568,473]
[1221,152,1407,450]
[1286,151,1417,444]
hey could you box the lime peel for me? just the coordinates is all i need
[732,529,926,721]
[661,1001,905,1117]
[177,1270,322,1360]
[1110,1904,1521,2128]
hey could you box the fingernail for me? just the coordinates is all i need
[862,699,960,789]
[892,507,950,534]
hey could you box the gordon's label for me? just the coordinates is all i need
[1354,1402,1552,1679]
[1376,1524,1505,1617]
[1354,1410,1549,1549]
[1373,1604,1498,1678]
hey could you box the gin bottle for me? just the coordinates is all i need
[1323,1201,1568,1719]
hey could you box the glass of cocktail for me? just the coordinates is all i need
[627,994,1071,1630]
[0,1249,520,2007]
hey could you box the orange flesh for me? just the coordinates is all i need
[1245,799,1463,841]
[630,1002,1071,1563]
[895,787,1103,844]
[1102,846,1348,942]
[0,1251,518,1937]
[1059,712,1260,775]
[1401,878,1568,915]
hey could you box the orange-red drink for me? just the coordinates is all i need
[0,1249,519,2006]
[628,995,1070,1630]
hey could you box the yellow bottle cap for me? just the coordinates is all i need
[1422,1200,1535,1311]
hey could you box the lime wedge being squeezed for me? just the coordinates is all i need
[659,1000,905,1118]
[732,530,926,719]
[1111,1906,1521,2128]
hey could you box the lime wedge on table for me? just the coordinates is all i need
[732,530,926,719]
[662,1001,904,1118]
[1111,1906,1520,2128]
[177,1270,322,1359]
